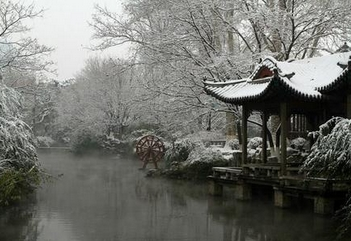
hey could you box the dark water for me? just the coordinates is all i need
[0,149,343,241]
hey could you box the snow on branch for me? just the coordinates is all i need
[303,117,351,179]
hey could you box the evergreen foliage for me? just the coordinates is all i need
[302,117,351,237]
[303,117,351,179]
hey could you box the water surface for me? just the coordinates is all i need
[0,149,342,241]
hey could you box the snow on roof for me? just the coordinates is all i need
[205,78,271,102]
[204,51,351,103]
[275,51,350,89]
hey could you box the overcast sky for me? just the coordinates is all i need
[31,0,129,81]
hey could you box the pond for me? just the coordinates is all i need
[0,149,342,241]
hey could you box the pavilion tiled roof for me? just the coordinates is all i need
[204,51,351,104]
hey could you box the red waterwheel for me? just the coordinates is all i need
[135,135,165,169]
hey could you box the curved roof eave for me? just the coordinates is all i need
[204,78,274,104]
[316,68,349,93]
[204,76,326,105]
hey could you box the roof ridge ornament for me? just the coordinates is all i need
[281,72,295,79]
[336,42,351,53]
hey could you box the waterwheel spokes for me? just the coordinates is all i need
[135,135,165,169]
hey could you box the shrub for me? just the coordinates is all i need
[36,136,55,147]
[303,117,351,178]
[302,117,351,239]
[182,144,228,179]
[164,138,198,167]
[164,138,228,180]
[227,139,240,150]
[181,159,228,180]
[290,137,307,151]
[248,137,262,149]
[0,83,46,206]
[70,130,101,152]
[184,142,224,165]
[0,164,46,206]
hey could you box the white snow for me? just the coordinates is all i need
[276,51,350,90]
[205,51,351,100]
[210,145,236,160]
[303,117,351,178]
[206,80,270,100]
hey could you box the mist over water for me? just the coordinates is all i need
[0,149,341,241]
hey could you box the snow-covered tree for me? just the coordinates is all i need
[90,0,351,135]
[55,57,142,147]
[91,0,351,79]
[0,0,53,73]
[0,80,43,205]
[303,117,351,179]
[212,0,351,60]
[0,1,55,140]
[91,0,232,133]
[0,68,58,135]
[302,117,351,237]
[22,80,58,136]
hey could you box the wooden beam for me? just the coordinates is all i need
[262,111,268,163]
[242,105,248,165]
[280,102,288,176]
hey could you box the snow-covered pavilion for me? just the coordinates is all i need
[204,51,351,175]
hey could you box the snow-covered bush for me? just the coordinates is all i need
[303,117,351,178]
[227,139,240,150]
[181,143,228,179]
[247,148,262,162]
[0,84,37,169]
[307,116,344,144]
[248,137,262,149]
[0,84,46,205]
[100,134,121,150]
[36,136,55,147]
[290,137,307,151]
[0,117,37,169]
[164,138,198,166]
[303,117,351,238]
[285,137,308,164]
[70,129,101,152]
[184,142,224,165]
[164,138,228,179]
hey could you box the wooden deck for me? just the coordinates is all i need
[209,164,350,214]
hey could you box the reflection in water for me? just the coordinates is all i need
[0,149,343,241]
[207,196,338,241]
[0,201,41,241]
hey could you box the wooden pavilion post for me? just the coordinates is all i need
[348,57,351,119]
[347,94,351,119]
[262,111,268,163]
[226,112,237,139]
[242,105,248,165]
[280,102,288,176]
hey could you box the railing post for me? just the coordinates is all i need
[262,111,268,163]
[280,102,288,176]
[242,105,248,165]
